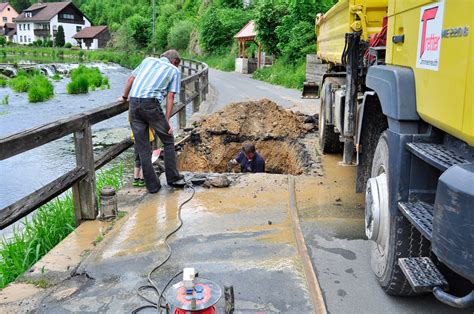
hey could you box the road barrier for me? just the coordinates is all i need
[0,59,208,229]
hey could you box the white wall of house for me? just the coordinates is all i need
[85,38,99,50]
[15,22,34,44]
[15,16,91,45]
[50,15,91,46]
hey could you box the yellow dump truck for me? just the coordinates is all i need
[314,0,473,307]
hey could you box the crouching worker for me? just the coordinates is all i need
[229,143,265,173]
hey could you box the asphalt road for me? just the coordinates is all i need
[208,70,472,313]
[205,68,316,114]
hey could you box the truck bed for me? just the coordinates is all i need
[316,0,388,65]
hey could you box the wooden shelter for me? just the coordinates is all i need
[234,20,261,70]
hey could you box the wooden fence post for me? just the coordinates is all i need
[193,74,201,113]
[202,70,208,101]
[178,88,187,129]
[72,122,97,223]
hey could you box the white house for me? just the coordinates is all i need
[15,1,91,45]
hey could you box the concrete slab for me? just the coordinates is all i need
[9,174,315,313]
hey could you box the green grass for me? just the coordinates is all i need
[28,76,54,103]
[188,53,236,72]
[0,77,7,87]
[1,95,8,105]
[252,60,306,90]
[0,164,124,288]
[0,111,8,115]
[67,65,109,94]
[51,73,61,81]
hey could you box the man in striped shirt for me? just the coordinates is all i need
[121,50,185,193]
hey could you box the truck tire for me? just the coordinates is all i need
[319,79,343,153]
[366,132,430,295]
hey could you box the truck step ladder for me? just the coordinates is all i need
[398,201,434,240]
[406,143,468,171]
[399,257,448,293]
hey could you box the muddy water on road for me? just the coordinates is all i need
[296,154,365,221]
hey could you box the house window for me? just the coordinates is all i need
[28,37,31,43]
[61,14,74,20]
[19,36,22,42]
[18,24,21,30]
[27,24,30,30]
[76,26,82,32]
[2,17,7,22]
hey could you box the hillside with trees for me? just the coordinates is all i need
[8,0,335,88]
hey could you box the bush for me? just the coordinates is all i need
[66,75,89,94]
[52,73,61,81]
[0,77,7,87]
[8,75,30,92]
[28,75,54,103]
[67,65,108,94]
[0,36,6,47]
[64,42,72,48]
[167,20,194,50]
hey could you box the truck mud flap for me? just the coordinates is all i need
[302,82,319,99]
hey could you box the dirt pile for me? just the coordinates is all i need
[177,99,317,175]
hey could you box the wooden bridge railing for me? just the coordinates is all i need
[0,59,208,229]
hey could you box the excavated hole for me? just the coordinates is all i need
[176,99,318,175]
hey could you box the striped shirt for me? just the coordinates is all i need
[129,57,181,108]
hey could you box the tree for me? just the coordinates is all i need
[254,1,287,56]
[199,6,252,53]
[0,36,6,47]
[55,25,65,47]
[168,21,194,50]
[275,0,335,62]
[126,14,151,48]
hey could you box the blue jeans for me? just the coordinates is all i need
[129,98,181,192]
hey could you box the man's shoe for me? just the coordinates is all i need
[149,185,161,194]
[137,179,146,187]
[169,178,186,187]
[132,178,140,187]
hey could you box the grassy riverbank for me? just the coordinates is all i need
[0,164,124,288]
[0,47,144,70]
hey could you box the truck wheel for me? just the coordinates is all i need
[365,132,430,295]
[319,79,342,153]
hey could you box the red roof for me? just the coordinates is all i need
[15,2,76,22]
[0,3,9,12]
[73,26,108,39]
[234,20,257,39]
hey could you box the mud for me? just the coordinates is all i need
[178,99,318,175]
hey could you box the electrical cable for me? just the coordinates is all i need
[132,182,196,314]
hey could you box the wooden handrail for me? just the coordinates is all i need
[0,59,208,229]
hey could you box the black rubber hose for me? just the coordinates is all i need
[133,184,196,313]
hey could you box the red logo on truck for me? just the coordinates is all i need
[420,6,439,57]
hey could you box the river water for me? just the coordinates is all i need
[0,62,184,237]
